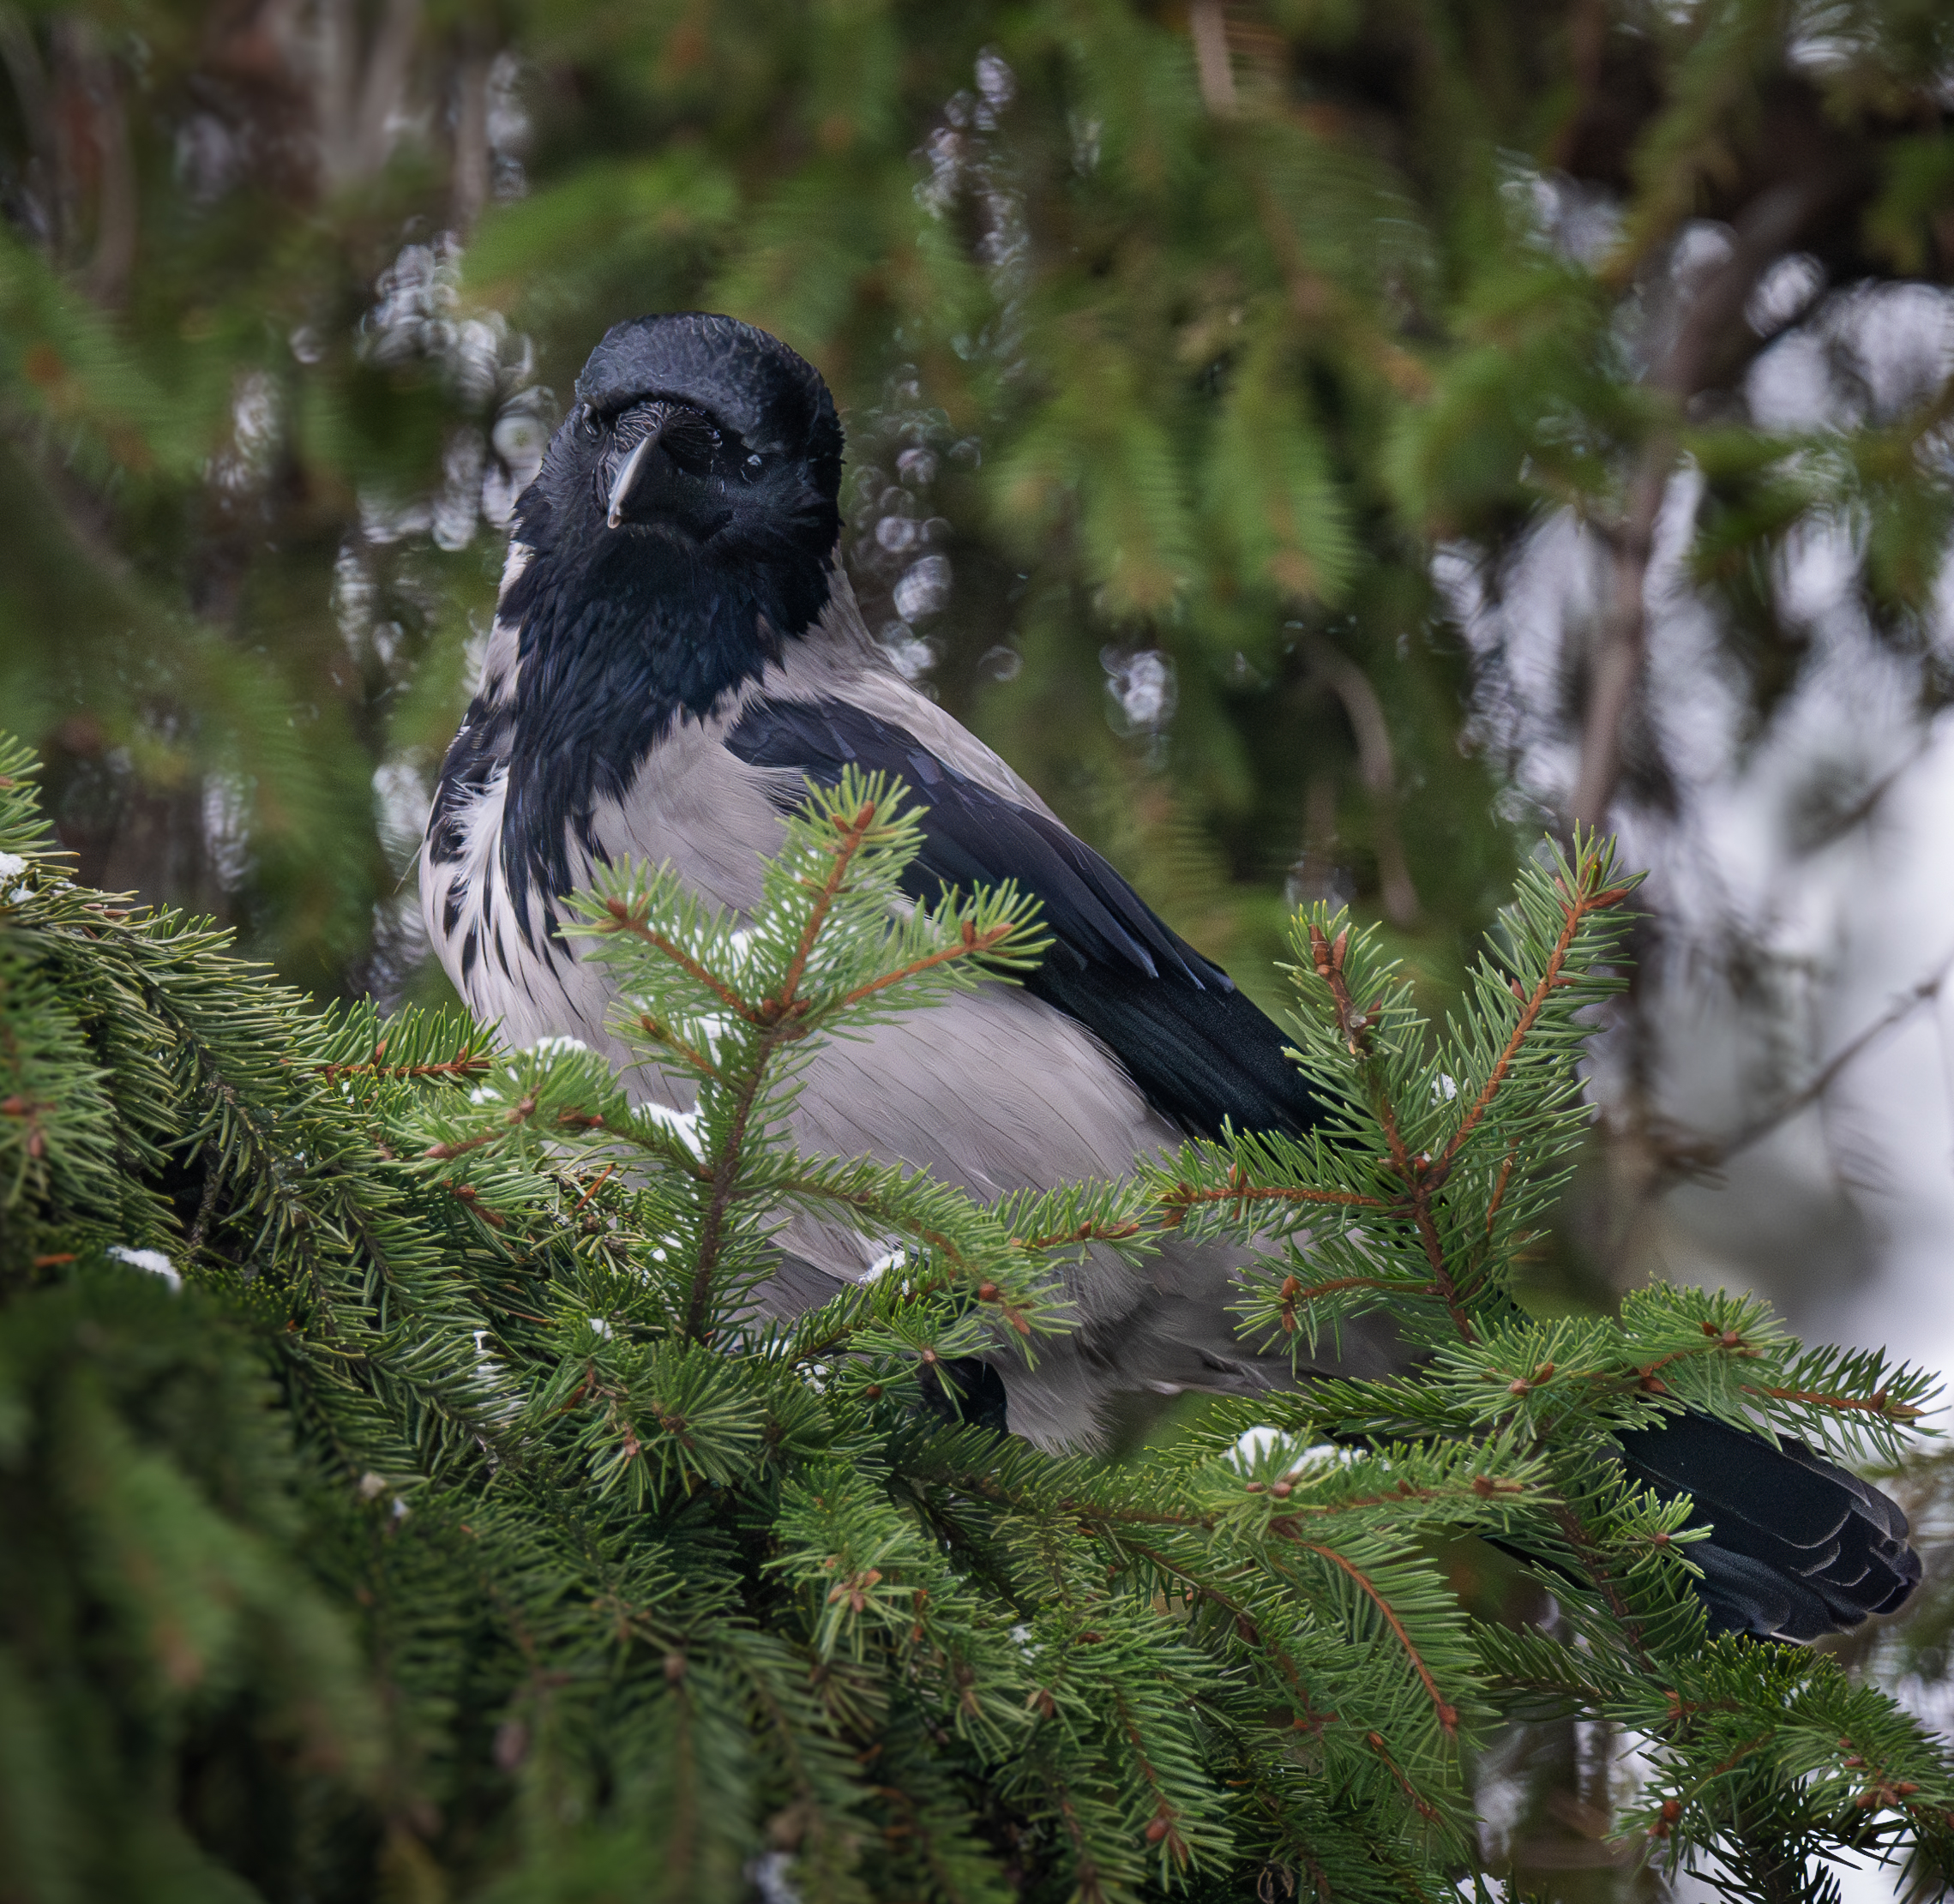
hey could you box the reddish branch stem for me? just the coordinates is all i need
[602,905,760,1020]
[1014,1219,1142,1250]
[1431,872,1629,1186]
[771,801,875,1013]
[686,1039,777,1340]
[1364,1730,1446,1824]
[833,916,1019,1011]
[1750,1384,1921,1422]
[1296,1543,1456,1734]
[321,1047,489,1084]
[1307,922,1480,1337]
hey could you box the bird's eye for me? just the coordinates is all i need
[654,407,735,479]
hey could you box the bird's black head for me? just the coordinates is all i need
[504,314,845,716]
[472,315,846,948]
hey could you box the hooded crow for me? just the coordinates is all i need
[421,311,1918,1642]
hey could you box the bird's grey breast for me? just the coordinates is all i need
[421,696,791,1066]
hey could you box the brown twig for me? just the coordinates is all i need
[1270,1479,1524,1520]
[1188,0,1236,115]
[1432,868,1631,1183]
[1115,1696,1190,1868]
[1281,1272,1426,1305]
[1014,1218,1143,1251]
[1158,1180,1386,1221]
[601,903,760,1022]
[1407,1196,1469,1341]
[569,1163,616,1214]
[1485,1144,1517,1234]
[1307,924,1377,1057]
[1669,941,1954,1174]
[554,1106,712,1176]
[321,1043,489,1084]
[1300,635,1421,928]
[1747,1385,1922,1423]
[1119,1538,1322,1711]
[771,799,876,1015]
[685,1037,779,1340]
[1295,1543,1457,1734]
[1544,1495,1654,1674]
[1574,182,1823,827]
[1306,919,1486,1339]
[449,36,490,230]
[634,1014,730,1082]
[1363,1730,1447,1824]
[0,1091,51,1162]
[185,1139,223,1256]
[832,916,1022,1011]
[422,1127,504,1162]
[1572,442,1670,831]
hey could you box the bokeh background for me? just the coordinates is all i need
[4,0,1954,1893]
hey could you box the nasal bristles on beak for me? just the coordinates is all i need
[605,424,663,529]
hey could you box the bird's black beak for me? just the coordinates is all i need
[602,403,735,542]
[605,422,664,530]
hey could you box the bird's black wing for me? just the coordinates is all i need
[725,696,1323,1139]
[1614,1413,1919,1639]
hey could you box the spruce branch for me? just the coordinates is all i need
[6,745,1948,1900]
[1293,1541,1459,1735]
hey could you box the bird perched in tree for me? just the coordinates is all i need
[421,311,1918,1643]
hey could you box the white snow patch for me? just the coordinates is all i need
[1227,1428,1350,1474]
[1289,1442,1350,1469]
[1228,1425,1285,1469]
[0,851,29,880]
[472,1328,508,1390]
[747,1852,801,1904]
[108,1245,180,1290]
[864,1246,908,1282]
[635,1101,704,1156]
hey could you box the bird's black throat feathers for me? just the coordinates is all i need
[427,314,845,949]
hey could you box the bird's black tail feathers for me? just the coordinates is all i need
[1615,1412,1920,1641]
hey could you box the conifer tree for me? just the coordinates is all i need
[2,730,1947,1901]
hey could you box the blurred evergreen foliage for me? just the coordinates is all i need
[6,6,1954,1893]
[3,0,1950,1007]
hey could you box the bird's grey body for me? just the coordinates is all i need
[418,310,1917,1632]
[424,552,1390,1447]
